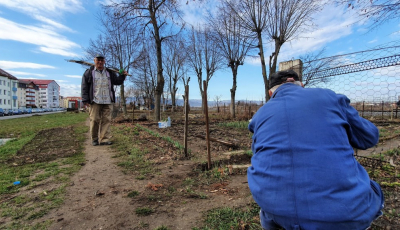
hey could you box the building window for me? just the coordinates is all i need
[8,100,11,105]
[3,90,5,95]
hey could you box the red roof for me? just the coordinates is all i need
[19,79,59,87]
[0,68,18,80]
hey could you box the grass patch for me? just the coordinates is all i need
[218,121,250,130]
[111,125,155,177]
[135,207,154,216]
[193,202,261,230]
[138,125,185,152]
[127,190,139,197]
[0,112,88,229]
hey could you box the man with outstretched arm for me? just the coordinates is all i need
[81,54,128,146]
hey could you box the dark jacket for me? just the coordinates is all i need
[248,83,383,230]
[81,66,126,104]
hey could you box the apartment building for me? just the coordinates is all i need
[0,68,19,109]
[20,80,60,108]
[17,80,40,108]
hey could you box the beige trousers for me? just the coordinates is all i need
[89,103,112,143]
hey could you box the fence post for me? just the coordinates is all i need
[382,101,384,119]
[362,101,365,117]
[370,104,373,117]
[396,106,398,119]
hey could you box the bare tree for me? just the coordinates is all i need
[227,0,321,102]
[108,0,183,121]
[225,0,270,102]
[213,95,222,112]
[208,4,254,118]
[186,25,224,112]
[266,0,321,78]
[84,7,143,116]
[103,8,142,115]
[131,45,157,110]
[339,0,400,30]
[163,36,186,112]
[299,48,339,87]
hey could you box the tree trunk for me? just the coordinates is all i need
[257,32,269,103]
[230,65,238,118]
[120,83,127,116]
[270,39,283,75]
[152,20,164,121]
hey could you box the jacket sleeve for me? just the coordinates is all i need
[339,94,379,150]
[109,69,126,85]
[81,70,90,103]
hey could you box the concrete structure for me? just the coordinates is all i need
[20,79,60,108]
[279,59,303,81]
[0,68,19,110]
[62,96,82,110]
[59,96,65,108]
[17,80,40,108]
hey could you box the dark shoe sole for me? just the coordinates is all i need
[100,142,112,145]
[92,141,99,146]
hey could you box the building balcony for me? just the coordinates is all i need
[13,96,17,100]
[12,87,17,91]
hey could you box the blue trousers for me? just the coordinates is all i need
[259,181,384,230]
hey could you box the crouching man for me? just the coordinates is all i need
[248,70,384,230]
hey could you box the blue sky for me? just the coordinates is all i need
[0,0,399,101]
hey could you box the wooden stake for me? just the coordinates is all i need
[132,101,135,124]
[203,81,211,170]
[184,85,189,157]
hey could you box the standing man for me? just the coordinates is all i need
[248,70,384,230]
[81,54,128,146]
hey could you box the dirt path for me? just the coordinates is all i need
[47,130,148,229]
[44,120,253,230]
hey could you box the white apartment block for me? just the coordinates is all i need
[20,80,60,108]
[0,68,19,109]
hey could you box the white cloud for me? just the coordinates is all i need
[65,75,82,79]
[0,0,84,17]
[0,17,80,57]
[178,0,218,27]
[277,4,358,61]
[40,47,80,57]
[368,39,378,44]
[0,61,55,69]
[33,15,75,32]
[59,83,81,97]
[6,71,46,77]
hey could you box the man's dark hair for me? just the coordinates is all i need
[269,70,300,89]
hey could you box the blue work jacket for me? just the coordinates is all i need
[248,83,383,230]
